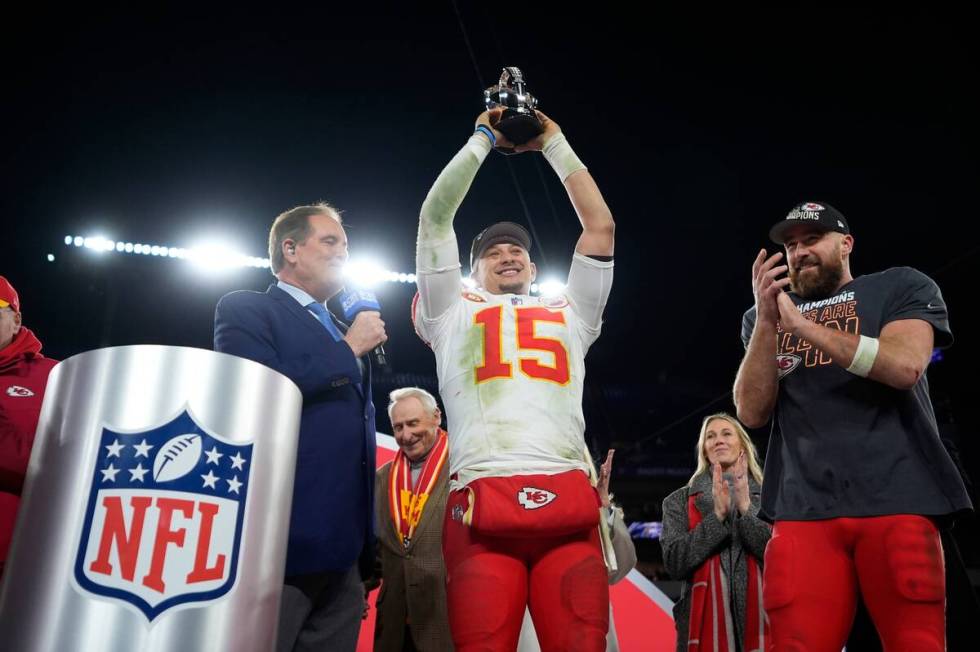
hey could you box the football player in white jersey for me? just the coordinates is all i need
[413,107,615,652]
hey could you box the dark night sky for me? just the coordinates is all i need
[3,6,978,498]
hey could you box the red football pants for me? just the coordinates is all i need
[764,515,945,652]
[442,489,609,652]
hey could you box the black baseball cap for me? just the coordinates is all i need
[469,221,532,270]
[769,201,850,244]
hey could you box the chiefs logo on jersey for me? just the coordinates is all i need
[462,291,487,303]
[517,487,557,510]
[540,296,569,309]
[776,353,802,379]
[6,385,34,397]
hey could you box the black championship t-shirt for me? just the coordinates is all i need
[741,267,972,521]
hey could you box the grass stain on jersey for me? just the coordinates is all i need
[455,323,507,406]
[484,419,520,451]
[558,445,584,463]
[477,375,507,407]
[458,323,484,372]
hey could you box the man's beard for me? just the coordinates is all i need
[789,252,844,299]
[498,280,526,294]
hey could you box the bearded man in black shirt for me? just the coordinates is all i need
[734,201,972,651]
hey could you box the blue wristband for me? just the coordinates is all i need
[474,124,496,147]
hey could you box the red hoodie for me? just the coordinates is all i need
[0,327,57,576]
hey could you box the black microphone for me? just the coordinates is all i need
[337,287,388,369]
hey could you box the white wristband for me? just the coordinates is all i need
[846,335,879,377]
[542,132,587,181]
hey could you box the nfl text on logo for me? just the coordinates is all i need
[73,410,253,620]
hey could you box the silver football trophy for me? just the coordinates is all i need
[484,66,543,151]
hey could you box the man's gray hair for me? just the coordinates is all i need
[268,202,342,274]
[387,387,439,420]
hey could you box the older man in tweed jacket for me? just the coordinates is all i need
[374,388,453,652]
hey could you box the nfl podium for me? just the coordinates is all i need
[0,345,302,652]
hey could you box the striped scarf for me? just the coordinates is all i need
[686,494,768,652]
[388,430,449,548]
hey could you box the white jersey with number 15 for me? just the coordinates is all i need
[413,285,600,484]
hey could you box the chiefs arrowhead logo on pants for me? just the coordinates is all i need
[517,487,557,510]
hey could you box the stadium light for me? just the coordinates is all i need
[537,279,566,297]
[62,234,556,292]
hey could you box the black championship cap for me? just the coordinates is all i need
[769,201,850,244]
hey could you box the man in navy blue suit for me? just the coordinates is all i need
[214,202,387,652]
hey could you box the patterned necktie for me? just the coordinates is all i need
[306,301,343,342]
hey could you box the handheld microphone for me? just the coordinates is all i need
[337,287,388,369]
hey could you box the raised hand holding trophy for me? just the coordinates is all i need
[484,67,543,154]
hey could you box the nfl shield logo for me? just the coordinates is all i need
[73,410,253,621]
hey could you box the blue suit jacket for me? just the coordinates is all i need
[213,284,376,577]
